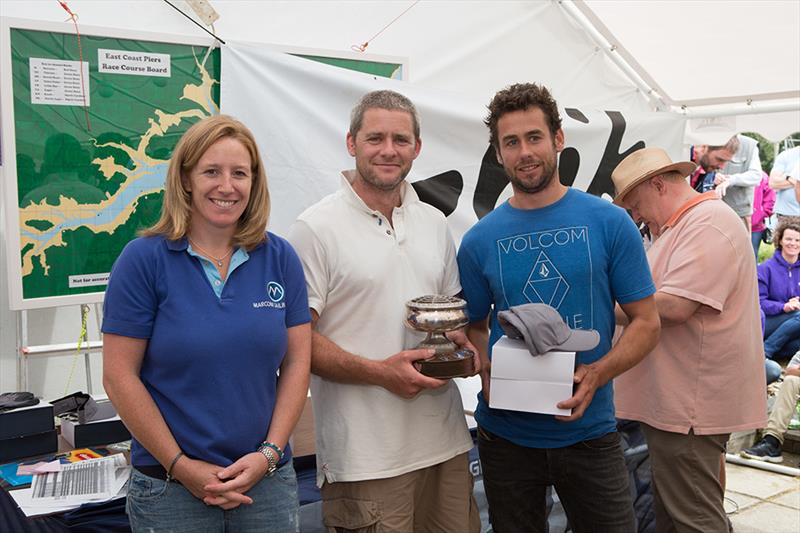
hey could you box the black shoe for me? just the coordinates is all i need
[741,438,783,463]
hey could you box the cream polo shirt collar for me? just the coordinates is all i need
[340,170,420,245]
[339,169,420,213]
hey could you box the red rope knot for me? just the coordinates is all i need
[58,1,78,21]
[350,1,418,55]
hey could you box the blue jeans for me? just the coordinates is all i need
[126,462,299,533]
[764,311,800,358]
[751,231,763,260]
[477,426,635,533]
[766,359,782,385]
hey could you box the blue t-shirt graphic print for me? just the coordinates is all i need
[458,189,655,448]
[498,226,592,331]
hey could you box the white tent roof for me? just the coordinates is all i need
[1,0,799,140]
[585,0,799,106]
[1,0,798,396]
[580,0,800,142]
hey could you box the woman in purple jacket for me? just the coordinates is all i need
[758,222,800,360]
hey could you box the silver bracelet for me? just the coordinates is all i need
[165,451,184,482]
[258,444,279,475]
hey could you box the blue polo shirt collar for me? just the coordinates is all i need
[166,237,188,251]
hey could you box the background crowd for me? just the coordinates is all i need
[691,134,800,465]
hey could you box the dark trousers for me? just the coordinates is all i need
[478,426,635,533]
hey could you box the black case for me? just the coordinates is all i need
[61,418,131,448]
[0,430,58,463]
[0,403,54,440]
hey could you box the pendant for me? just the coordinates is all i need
[217,259,223,267]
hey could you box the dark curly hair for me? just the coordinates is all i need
[774,221,800,252]
[485,83,562,148]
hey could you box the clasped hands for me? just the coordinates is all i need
[784,297,800,313]
[171,452,271,510]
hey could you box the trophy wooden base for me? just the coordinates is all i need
[418,349,475,379]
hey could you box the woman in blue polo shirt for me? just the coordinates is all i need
[102,115,311,532]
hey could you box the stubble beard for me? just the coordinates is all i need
[698,153,719,172]
[356,161,409,192]
[508,156,558,195]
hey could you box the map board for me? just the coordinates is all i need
[1,18,406,310]
[1,18,221,310]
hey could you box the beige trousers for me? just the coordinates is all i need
[765,375,800,443]
[320,452,480,533]
[642,424,730,533]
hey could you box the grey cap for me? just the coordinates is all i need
[498,303,600,356]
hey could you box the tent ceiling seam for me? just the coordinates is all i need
[673,91,800,108]
[567,0,675,107]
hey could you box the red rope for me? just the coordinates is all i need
[57,1,91,131]
[351,1,420,53]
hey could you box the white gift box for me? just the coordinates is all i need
[489,336,575,416]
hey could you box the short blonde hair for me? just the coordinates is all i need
[144,115,270,249]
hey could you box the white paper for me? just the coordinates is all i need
[10,482,127,518]
[489,337,576,416]
[29,454,128,503]
[10,454,129,517]
[97,48,170,77]
[29,57,90,106]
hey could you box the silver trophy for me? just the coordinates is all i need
[404,295,475,379]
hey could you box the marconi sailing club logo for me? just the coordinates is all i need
[253,281,286,309]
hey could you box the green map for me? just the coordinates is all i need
[293,54,403,80]
[8,27,220,305]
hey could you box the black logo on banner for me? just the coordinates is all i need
[411,109,645,219]
[410,170,462,217]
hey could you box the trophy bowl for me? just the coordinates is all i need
[404,295,475,379]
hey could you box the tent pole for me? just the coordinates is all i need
[679,101,800,119]
[558,0,668,111]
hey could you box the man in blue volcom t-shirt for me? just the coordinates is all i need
[457,83,660,532]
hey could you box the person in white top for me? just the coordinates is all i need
[770,146,800,224]
[288,90,480,533]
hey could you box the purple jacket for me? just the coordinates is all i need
[751,172,776,232]
[758,251,800,316]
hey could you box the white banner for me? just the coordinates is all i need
[221,43,686,242]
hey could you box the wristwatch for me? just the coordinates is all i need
[258,444,279,475]
[257,441,284,476]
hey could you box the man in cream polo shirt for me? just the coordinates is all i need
[612,148,766,533]
[288,90,479,532]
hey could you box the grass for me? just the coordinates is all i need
[758,241,775,264]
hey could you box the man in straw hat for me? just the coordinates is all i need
[458,82,661,532]
[612,147,767,533]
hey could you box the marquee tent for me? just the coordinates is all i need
[2,0,798,138]
[0,0,798,399]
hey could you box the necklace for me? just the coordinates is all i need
[188,238,233,267]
